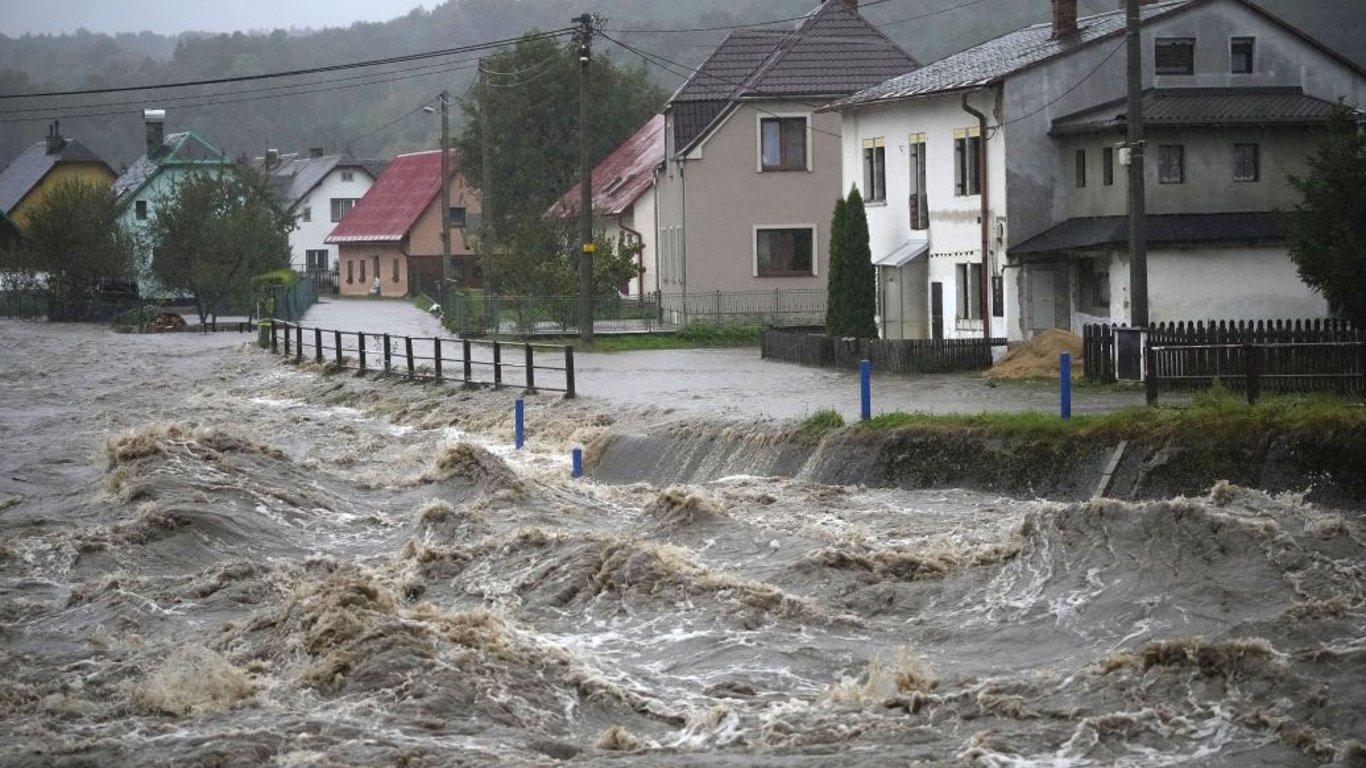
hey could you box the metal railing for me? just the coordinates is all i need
[266,320,575,397]
[660,289,826,326]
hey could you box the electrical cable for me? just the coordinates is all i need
[0,28,574,101]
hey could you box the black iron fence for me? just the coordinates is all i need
[762,329,1004,374]
[266,320,575,397]
[660,289,827,327]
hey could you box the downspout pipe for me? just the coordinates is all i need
[961,92,991,343]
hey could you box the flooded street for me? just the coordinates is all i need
[1,317,1363,767]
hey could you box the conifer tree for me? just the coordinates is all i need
[825,194,848,334]
[841,185,879,338]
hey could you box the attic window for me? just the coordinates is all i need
[1154,37,1195,76]
[135,200,148,220]
[1230,37,1254,74]
[759,116,808,172]
[341,170,355,182]
[602,176,627,196]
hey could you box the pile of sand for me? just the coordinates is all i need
[986,329,1083,380]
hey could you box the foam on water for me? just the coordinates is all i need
[1,320,1362,767]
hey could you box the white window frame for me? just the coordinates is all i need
[862,137,886,203]
[752,224,818,278]
[755,112,812,173]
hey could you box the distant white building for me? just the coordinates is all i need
[253,149,383,280]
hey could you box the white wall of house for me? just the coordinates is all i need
[1111,246,1328,323]
[292,167,372,273]
[614,185,656,298]
[839,89,1009,340]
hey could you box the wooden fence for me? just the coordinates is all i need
[1146,341,1364,403]
[1084,318,1362,382]
[761,329,1004,374]
[267,320,575,397]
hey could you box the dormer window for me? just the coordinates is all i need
[341,170,355,182]
[1154,37,1195,76]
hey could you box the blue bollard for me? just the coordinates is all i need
[571,448,583,478]
[860,359,872,422]
[1060,352,1072,420]
[515,399,525,450]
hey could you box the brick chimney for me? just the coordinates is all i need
[1052,0,1078,39]
[45,120,65,154]
[841,0,858,12]
[309,147,325,159]
[143,109,166,155]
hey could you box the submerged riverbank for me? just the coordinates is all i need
[2,320,1363,767]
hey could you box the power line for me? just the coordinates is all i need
[600,34,845,140]
[0,28,573,101]
[0,54,488,118]
[604,0,901,34]
[0,58,483,124]
[998,39,1125,128]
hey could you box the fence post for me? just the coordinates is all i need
[564,346,576,399]
[270,320,279,354]
[1145,346,1158,406]
[334,330,342,367]
[295,325,303,363]
[1060,352,1071,420]
[572,447,583,478]
[860,359,871,421]
[524,343,536,393]
[383,334,391,373]
[283,323,291,357]
[314,328,323,364]
[405,337,415,377]
[1245,343,1261,406]
[493,341,503,387]
[434,338,443,381]
[358,333,367,373]
[463,339,473,384]
[515,399,525,450]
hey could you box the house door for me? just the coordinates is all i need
[930,281,944,341]
[1029,269,1055,332]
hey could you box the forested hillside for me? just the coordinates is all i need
[1,0,1361,171]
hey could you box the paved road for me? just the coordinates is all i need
[301,297,1147,422]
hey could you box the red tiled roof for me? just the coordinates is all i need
[326,149,452,243]
[548,114,664,218]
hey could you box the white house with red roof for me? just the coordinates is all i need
[548,114,664,298]
[325,149,480,298]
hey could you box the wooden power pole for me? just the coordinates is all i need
[1125,0,1149,327]
[575,13,595,344]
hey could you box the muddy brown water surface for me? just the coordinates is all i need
[1,319,1363,767]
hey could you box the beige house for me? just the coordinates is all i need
[654,0,916,318]
[326,149,480,298]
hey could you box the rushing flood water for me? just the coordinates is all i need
[1,319,1363,767]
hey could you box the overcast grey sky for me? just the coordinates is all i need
[1,0,431,37]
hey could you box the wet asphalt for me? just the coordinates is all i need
[300,297,1149,423]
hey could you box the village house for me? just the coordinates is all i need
[113,109,233,297]
[547,113,664,299]
[252,148,383,292]
[0,121,116,232]
[654,0,917,317]
[325,149,480,298]
[832,0,1365,342]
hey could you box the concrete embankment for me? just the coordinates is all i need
[587,422,1366,505]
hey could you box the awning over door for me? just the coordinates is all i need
[872,234,929,268]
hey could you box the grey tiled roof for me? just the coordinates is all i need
[113,132,230,201]
[253,153,381,209]
[1050,87,1349,134]
[834,0,1192,108]
[1012,212,1282,254]
[0,138,112,213]
[671,0,916,151]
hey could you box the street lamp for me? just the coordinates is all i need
[424,90,452,298]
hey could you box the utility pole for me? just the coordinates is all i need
[574,13,595,344]
[1125,0,1149,327]
[478,60,494,237]
[439,90,452,296]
